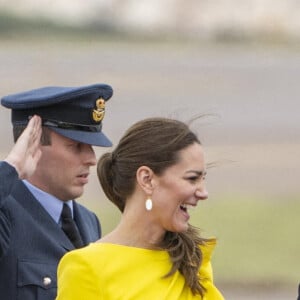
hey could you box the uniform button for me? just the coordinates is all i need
[43,277,52,286]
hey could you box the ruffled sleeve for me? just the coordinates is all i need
[199,239,225,300]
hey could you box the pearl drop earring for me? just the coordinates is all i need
[145,198,153,211]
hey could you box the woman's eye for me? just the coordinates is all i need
[188,177,198,182]
[188,175,206,182]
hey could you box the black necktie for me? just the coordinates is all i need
[61,203,83,248]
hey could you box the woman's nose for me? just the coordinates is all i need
[195,185,208,200]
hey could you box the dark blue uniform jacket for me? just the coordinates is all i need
[0,161,101,300]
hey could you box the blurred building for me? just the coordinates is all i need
[1,0,300,40]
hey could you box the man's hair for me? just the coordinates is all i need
[13,125,51,145]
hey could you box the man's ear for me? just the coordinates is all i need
[136,166,155,194]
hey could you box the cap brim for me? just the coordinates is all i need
[50,127,112,147]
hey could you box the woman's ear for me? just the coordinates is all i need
[136,166,155,194]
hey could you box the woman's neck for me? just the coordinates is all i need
[100,210,165,249]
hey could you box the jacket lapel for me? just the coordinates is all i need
[12,180,75,251]
[73,201,100,246]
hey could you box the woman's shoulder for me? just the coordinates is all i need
[60,243,105,265]
[58,243,109,278]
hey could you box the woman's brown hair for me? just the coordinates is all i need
[97,117,209,296]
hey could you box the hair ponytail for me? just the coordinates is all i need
[161,225,208,296]
[97,152,125,212]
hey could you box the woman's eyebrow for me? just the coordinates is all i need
[185,170,207,176]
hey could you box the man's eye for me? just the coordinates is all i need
[68,143,80,149]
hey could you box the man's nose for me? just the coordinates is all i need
[82,145,96,166]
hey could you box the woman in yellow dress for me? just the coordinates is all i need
[56,117,225,300]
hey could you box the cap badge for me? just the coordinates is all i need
[92,98,105,122]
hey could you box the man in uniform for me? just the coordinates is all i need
[0,83,113,299]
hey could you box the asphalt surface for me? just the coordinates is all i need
[0,39,299,299]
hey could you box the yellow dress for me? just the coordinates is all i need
[56,240,224,300]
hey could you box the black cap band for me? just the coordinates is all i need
[43,119,103,132]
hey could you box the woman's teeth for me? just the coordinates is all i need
[180,204,194,211]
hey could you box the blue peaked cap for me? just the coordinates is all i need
[1,83,113,147]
